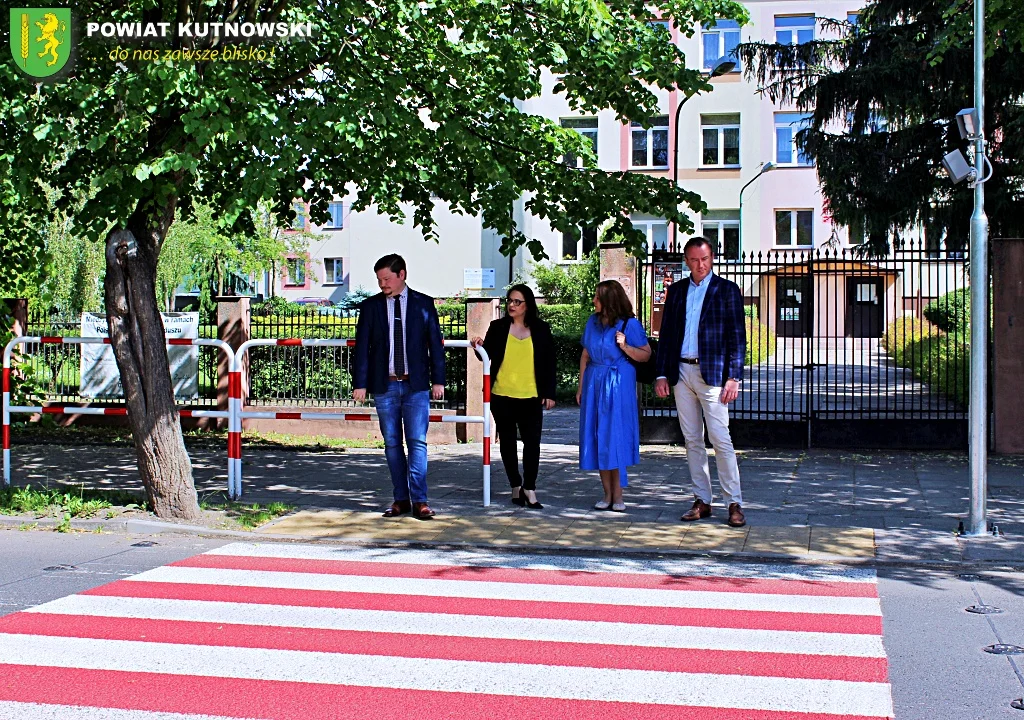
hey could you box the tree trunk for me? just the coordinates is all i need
[104,222,201,521]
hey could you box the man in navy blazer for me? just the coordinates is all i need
[353,254,446,519]
[654,237,747,527]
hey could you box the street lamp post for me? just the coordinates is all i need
[738,161,775,256]
[672,57,737,251]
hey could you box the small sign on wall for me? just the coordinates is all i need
[464,268,496,289]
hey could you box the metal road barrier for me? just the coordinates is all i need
[230,338,492,505]
[2,336,237,491]
[3,335,493,507]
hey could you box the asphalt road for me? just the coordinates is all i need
[2,529,1024,718]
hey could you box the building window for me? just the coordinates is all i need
[846,110,887,135]
[848,218,866,246]
[775,210,813,247]
[775,112,813,166]
[286,257,306,285]
[324,258,345,285]
[847,12,861,29]
[561,117,598,167]
[291,202,307,230]
[648,19,670,35]
[700,114,740,167]
[702,19,740,71]
[775,15,815,45]
[631,116,669,168]
[561,227,597,261]
[702,212,740,259]
[631,215,669,253]
[324,202,344,229]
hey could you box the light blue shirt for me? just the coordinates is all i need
[681,271,713,359]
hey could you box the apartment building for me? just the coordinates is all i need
[273,0,867,302]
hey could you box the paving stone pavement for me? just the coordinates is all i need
[7,407,1024,563]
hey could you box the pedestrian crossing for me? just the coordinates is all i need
[0,542,894,719]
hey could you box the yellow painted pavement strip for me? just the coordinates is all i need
[260,511,876,558]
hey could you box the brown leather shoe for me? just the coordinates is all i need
[413,502,436,520]
[681,499,712,521]
[728,503,746,527]
[382,500,411,518]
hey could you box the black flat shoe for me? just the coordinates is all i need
[511,488,526,507]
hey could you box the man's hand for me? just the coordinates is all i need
[654,378,670,398]
[541,398,555,410]
[431,384,445,401]
[719,379,740,405]
[353,388,367,402]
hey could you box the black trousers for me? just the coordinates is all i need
[490,395,543,490]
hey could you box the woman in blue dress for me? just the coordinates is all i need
[576,280,652,512]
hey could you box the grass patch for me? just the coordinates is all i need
[0,484,148,518]
[883,316,969,406]
[242,430,384,450]
[199,494,294,528]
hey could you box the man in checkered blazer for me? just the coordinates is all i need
[654,237,747,528]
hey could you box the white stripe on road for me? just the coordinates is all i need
[126,566,882,616]
[0,634,894,717]
[0,702,255,720]
[206,542,878,583]
[25,594,889,658]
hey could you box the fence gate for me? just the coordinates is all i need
[638,242,970,449]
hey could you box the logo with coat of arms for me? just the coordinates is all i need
[9,7,72,79]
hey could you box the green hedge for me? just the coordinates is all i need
[538,304,589,336]
[883,316,968,406]
[923,288,970,334]
[746,317,776,366]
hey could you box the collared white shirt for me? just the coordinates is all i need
[386,286,409,376]
[681,270,713,359]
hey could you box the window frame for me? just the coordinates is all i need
[324,257,345,285]
[291,202,307,231]
[560,226,598,262]
[775,15,815,45]
[630,116,670,169]
[561,117,599,168]
[631,217,670,254]
[774,113,814,167]
[324,202,344,230]
[702,219,741,260]
[285,257,307,286]
[700,121,741,168]
[774,209,814,248]
[701,19,740,72]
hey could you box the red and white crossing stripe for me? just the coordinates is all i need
[2,336,236,491]
[0,543,895,719]
[230,339,491,504]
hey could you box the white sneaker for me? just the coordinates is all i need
[611,502,626,513]
[593,500,611,510]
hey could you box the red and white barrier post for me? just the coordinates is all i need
[2,336,236,492]
[230,338,492,504]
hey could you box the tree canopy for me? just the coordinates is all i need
[736,0,1024,252]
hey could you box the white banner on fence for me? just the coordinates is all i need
[80,313,200,399]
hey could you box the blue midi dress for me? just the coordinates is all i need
[578,314,648,485]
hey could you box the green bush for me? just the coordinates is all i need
[529,250,599,306]
[538,304,589,336]
[924,288,970,334]
[745,317,776,366]
[883,316,968,406]
[551,333,583,400]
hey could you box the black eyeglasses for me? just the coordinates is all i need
[506,298,526,307]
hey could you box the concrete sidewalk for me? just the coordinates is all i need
[7,408,1023,563]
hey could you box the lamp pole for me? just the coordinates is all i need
[672,57,736,251]
[739,161,775,256]
[967,0,989,536]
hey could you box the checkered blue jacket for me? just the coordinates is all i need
[654,273,746,387]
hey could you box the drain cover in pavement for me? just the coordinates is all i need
[966,605,1004,614]
[985,644,1024,655]
[131,541,158,547]
[42,564,77,572]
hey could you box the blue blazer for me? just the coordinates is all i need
[352,288,446,395]
[654,273,746,387]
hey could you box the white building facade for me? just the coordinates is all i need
[273,0,866,303]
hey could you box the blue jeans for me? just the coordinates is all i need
[373,381,430,503]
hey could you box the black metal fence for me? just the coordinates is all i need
[638,242,971,448]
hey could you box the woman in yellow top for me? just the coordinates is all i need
[472,285,557,508]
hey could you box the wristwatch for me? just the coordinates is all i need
[728,378,741,384]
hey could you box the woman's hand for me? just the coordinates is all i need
[470,336,484,347]
[615,331,626,348]
[575,387,582,405]
[542,398,555,410]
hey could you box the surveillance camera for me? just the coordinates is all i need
[942,149,975,184]
[956,108,978,140]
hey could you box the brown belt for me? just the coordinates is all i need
[389,374,410,382]
[680,358,700,365]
